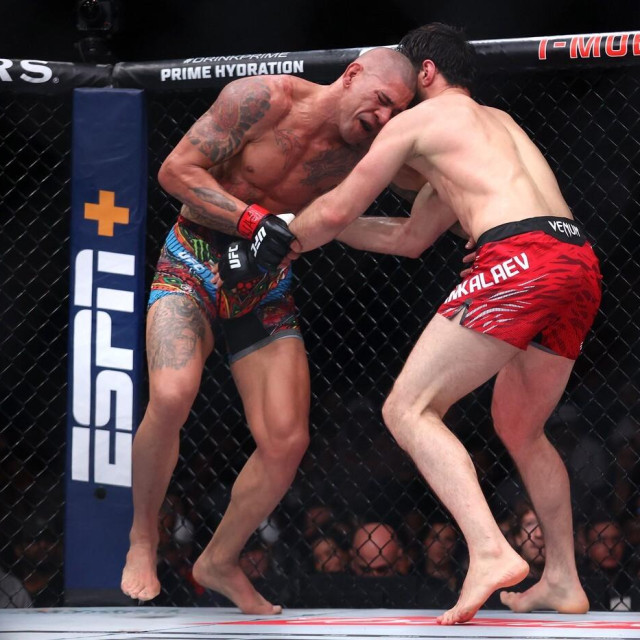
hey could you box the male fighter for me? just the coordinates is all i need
[287,23,601,624]
[120,47,416,614]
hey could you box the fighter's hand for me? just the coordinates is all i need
[460,239,477,279]
[218,239,263,289]
[212,263,222,288]
[237,205,295,270]
[216,239,289,320]
[216,240,266,319]
[289,238,303,255]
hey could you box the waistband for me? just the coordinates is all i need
[173,215,294,299]
[476,216,587,249]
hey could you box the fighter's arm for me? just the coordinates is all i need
[388,163,428,204]
[333,158,429,255]
[157,76,286,235]
[289,115,415,252]
[335,183,458,257]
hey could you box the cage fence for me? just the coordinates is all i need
[1,36,639,610]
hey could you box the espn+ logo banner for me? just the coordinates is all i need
[65,89,146,595]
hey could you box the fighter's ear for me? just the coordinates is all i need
[420,59,437,87]
[343,61,364,87]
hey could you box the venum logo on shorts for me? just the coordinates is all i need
[548,220,580,237]
[0,59,52,83]
[445,253,530,303]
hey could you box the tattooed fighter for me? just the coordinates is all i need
[120,48,416,613]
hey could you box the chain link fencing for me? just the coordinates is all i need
[1,47,639,610]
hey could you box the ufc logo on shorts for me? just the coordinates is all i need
[251,227,266,257]
[228,243,241,269]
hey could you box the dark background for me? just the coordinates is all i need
[2,0,639,63]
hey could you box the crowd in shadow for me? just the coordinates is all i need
[1,386,639,611]
[111,384,640,612]
[140,489,640,612]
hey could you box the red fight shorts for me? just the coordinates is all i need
[437,217,602,360]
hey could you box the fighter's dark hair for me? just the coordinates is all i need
[398,22,476,90]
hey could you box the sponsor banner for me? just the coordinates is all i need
[0,59,111,94]
[475,31,640,72]
[113,33,640,89]
[112,47,364,90]
[2,32,639,95]
[65,89,147,594]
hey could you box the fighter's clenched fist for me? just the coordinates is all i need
[237,204,295,269]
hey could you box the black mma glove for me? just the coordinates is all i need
[237,204,295,270]
[218,239,263,290]
[216,239,288,320]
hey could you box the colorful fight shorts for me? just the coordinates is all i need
[437,216,602,360]
[148,216,302,362]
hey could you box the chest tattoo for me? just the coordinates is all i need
[301,146,363,187]
[274,128,304,171]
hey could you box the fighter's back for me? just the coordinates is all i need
[406,94,573,240]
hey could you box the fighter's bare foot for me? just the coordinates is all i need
[500,576,589,613]
[121,543,160,601]
[193,556,282,615]
[437,548,529,625]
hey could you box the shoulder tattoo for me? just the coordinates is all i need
[188,80,272,164]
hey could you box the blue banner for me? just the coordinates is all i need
[65,89,147,600]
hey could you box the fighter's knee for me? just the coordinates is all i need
[260,437,309,464]
[382,393,416,448]
[288,428,310,459]
[492,413,510,444]
[254,417,309,462]
[381,393,399,430]
[492,410,538,455]
[493,424,515,454]
[148,381,198,426]
[383,391,445,449]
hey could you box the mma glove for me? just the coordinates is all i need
[237,204,295,270]
[216,239,288,320]
[218,239,262,290]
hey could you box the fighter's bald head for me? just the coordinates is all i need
[357,47,416,91]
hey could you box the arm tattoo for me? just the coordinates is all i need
[166,188,238,234]
[184,205,238,235]
[188,80,272,164]
[147,296,206,371]
[301,147,362,187]
[191,187,237,212]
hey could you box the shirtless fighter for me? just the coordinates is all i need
[119,47,416,614]
[287,24,601,624]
